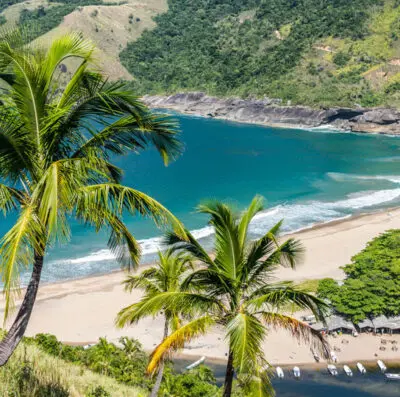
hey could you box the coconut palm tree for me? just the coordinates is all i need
[134,196,330,397]
[0,30,185,365]
[116,249,193,397]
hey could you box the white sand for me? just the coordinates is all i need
[2,208,400,365]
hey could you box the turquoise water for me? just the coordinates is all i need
[3,114,400,283]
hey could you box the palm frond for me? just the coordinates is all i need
[259,312,330,359]
[77,184,186,237]
[198,200,242,280]
[227,312,267,378]
[0,183,24,216]
[147,315,214,375]
[116,291,220,328]
[238,195,264,248]
[163,229,214,266]
[247,282,329,321]
[71,113,181,165]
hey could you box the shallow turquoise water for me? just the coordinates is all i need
[3,114,400,283]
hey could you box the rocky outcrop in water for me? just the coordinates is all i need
[143,92,400,134]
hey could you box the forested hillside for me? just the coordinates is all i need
[121,0,400,108]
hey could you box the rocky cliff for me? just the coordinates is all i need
[143,92,400,134]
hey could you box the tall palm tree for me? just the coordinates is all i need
[133,196,330,397]
[116,249,193,397]
[0,30,185,365]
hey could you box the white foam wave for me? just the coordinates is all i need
[327,172,400,185]
[249,188,400,235]
[50,187,400,269]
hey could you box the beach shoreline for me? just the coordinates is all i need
[2,207,400,366]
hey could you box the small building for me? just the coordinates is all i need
[357,318,374,332]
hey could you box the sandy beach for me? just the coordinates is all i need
[3,207,400,365]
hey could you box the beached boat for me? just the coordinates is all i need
[330,351,338,362]
[327,364,338,376]
[377,360,387,372]
[293,366,301,378]
[276,367,284,378]
[385,373,400,380]
[357,362,367,374]
[343,365,353,376]
[185,356,206,370]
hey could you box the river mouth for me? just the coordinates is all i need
[174,358,400,396]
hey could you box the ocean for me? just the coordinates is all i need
[3,114,400,284]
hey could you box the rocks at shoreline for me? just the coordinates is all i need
[143,92,400,134]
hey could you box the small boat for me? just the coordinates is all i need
[377,360,387,372]
[293,366,301,378]
[185,356,206,370]
[327,364,338,376]
[330,351,338,363]
[343,365,353,377]
[276,367,284,378]
[357,362,366,374]
[385,373,400,380]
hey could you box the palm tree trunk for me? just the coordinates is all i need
[150,318,169,397]
[223,346,235,397]
[0,252,44,366]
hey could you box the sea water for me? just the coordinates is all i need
[3,114,400,283]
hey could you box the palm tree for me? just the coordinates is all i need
[135,196,330,397]
[0,30,185,365]
[116,249,193,397]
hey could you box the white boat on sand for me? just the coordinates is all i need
[276,367,284,378]
[357,362,366,374]
[377,360,387,372]
[327,364,338,376]
[343,365,353,376]
[293,366,301,378]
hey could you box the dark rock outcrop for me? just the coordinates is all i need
[143,92,400,135]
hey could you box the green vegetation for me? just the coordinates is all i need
[133,196,329,397]
[120,0,400,107]
[0,30,183,365]
[0,336,146,397]
[0,332,221,396]
[117,250,194,397]
[317,230,400,322]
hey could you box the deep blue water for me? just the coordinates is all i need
[176,359,400,396]
[3,114,400,283]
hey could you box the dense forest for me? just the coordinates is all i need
[120,0,400,107]
[317,230,400,322]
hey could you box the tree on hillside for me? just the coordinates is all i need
[127,196,330,397]
[0,30,185,365]
[116,249,193,397]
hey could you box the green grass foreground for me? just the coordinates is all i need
[0,340,146,397]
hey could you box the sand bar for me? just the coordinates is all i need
[2,208,400,365]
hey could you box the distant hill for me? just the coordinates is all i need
[0,0,167,80]
[120,0,400,108]
[3,0,400,108]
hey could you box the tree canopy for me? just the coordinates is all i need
[317,230,400,322]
